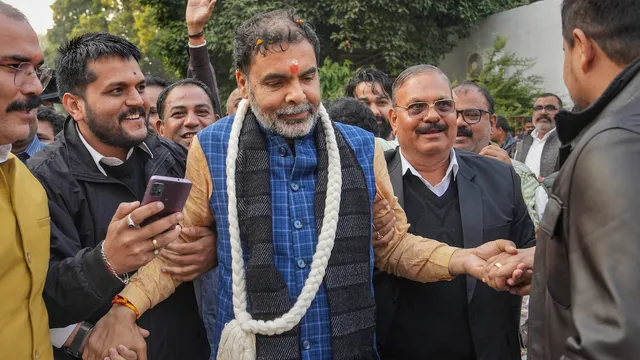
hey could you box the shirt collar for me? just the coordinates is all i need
[530,127,556,142]
[399,148,459,182]
[0,144,11,163]
[21,136,46,157]
[75,124,153,176]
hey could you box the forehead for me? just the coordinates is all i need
[355,82,388,99]
[395,72,451,103]
[166,84,212,107]
[0,16,42,64]
[248,40,317,77]
[535,96,560,106]
[454,89,489,110]
[86,56,144,87]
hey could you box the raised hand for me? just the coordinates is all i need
[82,306,149,360]
[186,0,216,35]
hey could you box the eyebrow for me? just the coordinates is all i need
[262,66,318,82]
[405,95,449,104]
[1,55,45,66]
[195,104,212,109]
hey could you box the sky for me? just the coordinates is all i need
[6,0,56,35]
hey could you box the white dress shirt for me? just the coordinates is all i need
[76,124,153,176]
[524,128,556,178]
[0,144,11,163]
[399,148,459,197]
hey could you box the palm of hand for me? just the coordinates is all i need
[186,0,214,25]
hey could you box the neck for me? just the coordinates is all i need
[495,132,507,146]
[77,122,128,160]
[10,135,34,154]
[585,62,626,106]
[537,128,551,139]
[403,148,451,186]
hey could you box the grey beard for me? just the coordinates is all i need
[247,88,317,139]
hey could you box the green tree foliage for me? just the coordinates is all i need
[466,36,543,118]
[318,58,353,102]
[45,0,176,79]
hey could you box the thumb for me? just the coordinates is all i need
[112,201,140,222]
[139,327,150,338]
[494,240,518,255]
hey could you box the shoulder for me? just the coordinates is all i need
[27,138,70,181]
[198,115,234,145]
[334,122,375,150]
[457,149,516,183]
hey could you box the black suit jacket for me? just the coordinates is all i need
[375,148,536,360]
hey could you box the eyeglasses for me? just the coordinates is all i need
[456,108,492,125]
[0,62,54,89]
[394,99,456,118]
[533,104,559,112]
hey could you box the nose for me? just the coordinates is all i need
[21,74,44,97]
[368,104,381,117]
[423,104,441,123]
[125,88,145,108]
[284,80,306,104]
[184,112,200,128]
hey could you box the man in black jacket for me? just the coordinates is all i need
[375,64,535,360]
[482,0,640,358]
[28,32,212,359]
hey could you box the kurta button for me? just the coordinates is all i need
[302,340,312,350]
[293,220,303,229]
[290,182,300,191]
[297,259,306,269]
[26,252,32,264]
[278,147,289,157]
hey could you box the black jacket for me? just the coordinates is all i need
[28,119,210,360]
[528,58,640,360]
[375,149,536,360]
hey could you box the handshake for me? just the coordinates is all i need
[461,241,536,296]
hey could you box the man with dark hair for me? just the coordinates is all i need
[155,78,215,149]
[11,109,46,162]
[37,107,65,143]
[85,9,519,360]
[376,64,535,360]
[144,75,172,129]
[514,93,562,180]
[523,117,534,135]
[27,32,212,360]
[492,115,518,157]
[452,81,497,153]
[345,68,395,141]
[481,0,640,358]
[326,97,379,135]
[0,2,53,358]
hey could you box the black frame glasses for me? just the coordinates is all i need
[394,99,456,118]
[0,62,54,89]
[533,104,559,112]
[456,108,492,125]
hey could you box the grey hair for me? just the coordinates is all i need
[0,1,28,22]
[392,64,452,103]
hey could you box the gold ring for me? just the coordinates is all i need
[152,239,159,250]
[375,231,382,240]
[495,262,503,269]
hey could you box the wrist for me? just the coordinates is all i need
[112,295,140,319]
[187,24,204,36]
[448,248,471,276]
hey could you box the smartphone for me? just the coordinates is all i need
[140,175,192,227]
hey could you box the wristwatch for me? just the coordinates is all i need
[64,322,94,359]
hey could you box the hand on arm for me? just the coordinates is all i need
[159,226,217,281]
[372,198,395,247]
[479,145,512,165]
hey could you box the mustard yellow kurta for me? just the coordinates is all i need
[0,153,53,360]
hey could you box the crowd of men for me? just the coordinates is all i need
[1,0,639,359]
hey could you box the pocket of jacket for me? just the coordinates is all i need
[540,196,571,308]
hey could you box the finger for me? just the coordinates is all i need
[163,238,204,255]
[181,226,214,239]
[372,225,394,248]
[126,201,165,228]
[372,199,390,219]
[158,249,201,266]
[144,223,182,250]
[493,240,518,255]
[139,327,150,338]
[161,265,201,280]
[378,212,396,237]
[112,201,141,222]
[509,284,531,296]
[117,345,138,360]
[208,0,217,13]
[108,348,125,360]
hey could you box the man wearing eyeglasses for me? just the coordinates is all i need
[375,64,535,360]
[514,93,563,181]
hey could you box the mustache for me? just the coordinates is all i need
[117,107,147,122]
[415,122,448,134]
[456,126,473,138]
[6,95,42,113]
[276,102,314,117]
[536,114,552,122]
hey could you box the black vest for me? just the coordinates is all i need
[383,174,475,360]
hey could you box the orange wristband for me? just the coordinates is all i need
[112,295,140,319]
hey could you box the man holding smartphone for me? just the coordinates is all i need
[27,32,214,359]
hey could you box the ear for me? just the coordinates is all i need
[62,93,85,123]
[236,70,248,98]
[490,113,497,128]
[389,107,398,136]
[572,29,595,74]
[154,119,164,136]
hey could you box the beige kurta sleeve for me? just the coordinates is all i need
[372,143,458,281]
[120,136,215,315]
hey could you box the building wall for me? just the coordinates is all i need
[439,0,571,108]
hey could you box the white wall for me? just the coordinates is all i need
[439,0,572,108]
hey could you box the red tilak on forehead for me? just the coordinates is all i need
[289,59,299,74]
[33,54,43,64]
